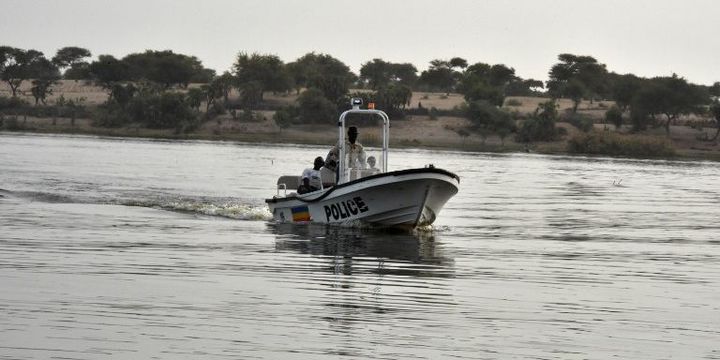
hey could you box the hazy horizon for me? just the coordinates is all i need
[2,0,719,85]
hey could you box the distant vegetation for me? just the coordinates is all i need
[567,131,676,158]
[2,44,720,158]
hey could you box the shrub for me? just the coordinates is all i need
[505,98,523,107]
[206,101,226,119]
[466,100,513,129]
[463,82,505,107]
[405,106,463,117]
[1,116,28,131]
[515,100,559,142]
[153,92,197,131]
[238,109,264,122]
[429,106,439,120]
[0,96,30,111]
[274,105,299,131]
[297,88,337,124]
[24,106,55,118]
[567,131,675,157]
[94,91,197,130]
[605,105,623,129]
[408,106,429,116]
[93,102,132,127]
[563,112,594,132]
[509,110,527,120]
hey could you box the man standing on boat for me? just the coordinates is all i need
[324,126,366,171]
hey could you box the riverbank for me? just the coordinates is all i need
[3,114,720,162]
[0,114,525,153]
[2,81,720,161]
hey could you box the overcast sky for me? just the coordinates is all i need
[2,0,719,85]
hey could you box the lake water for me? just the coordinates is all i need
[1,132,719,359]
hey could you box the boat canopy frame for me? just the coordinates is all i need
[337,105,389,185]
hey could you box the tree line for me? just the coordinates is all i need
[2,45,719,140]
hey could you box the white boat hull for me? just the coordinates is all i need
[266,168,459,229]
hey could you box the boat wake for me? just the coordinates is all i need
[121,199,272,221]
[1,188,272,221]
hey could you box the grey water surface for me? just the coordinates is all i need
[1,133,719,359]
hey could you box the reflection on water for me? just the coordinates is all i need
[271,223,451,268]
[268,224,460,356]
[2,133,720,359]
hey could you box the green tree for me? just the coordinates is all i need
[233,52,290,101]
[199,83,218,113]
[488,64,516,87]
[565,79,586,113]
[0,47,45,97]
[457,62,516,106]
[286,53,354,103]
[52,46,91,68]
[710,82,720,98]
[605,105,623,129]
[547,54,608,100]
[359,59,418,90]
[465,100,514,144]
[64,63,92,80]
[419,59,457,94]
[52,46,92,79]
[375,84,413,115]
[360,58,391,89]
[123,91,197,130]
[297,88,337,124]
[389,63,418,87]
[30,58,61,105]
[496,122,513,146]
[462,81,505,107]
[631,75,707,136]
[123,50,211,88]
[516,100,559,142]
[710,101,720,141]
[186,87,204,111]
[190,68,216,84]
[198,73,234,113]
[273,105,298,133]
[65,97,85,127]
[505,79,545,96]
[89,55,130,88]
[238,81,263,110]
[285,61,307,95]
[610,73,642,112]
[449,57,468,70]
[115,84,138,107]
[214,71,235,103]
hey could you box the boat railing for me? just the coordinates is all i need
[277,183,287,197]
[337,103,389,185]
[276,175,300,197]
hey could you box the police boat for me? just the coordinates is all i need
[265,99,459,229]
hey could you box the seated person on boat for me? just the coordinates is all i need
[366,156,380,175]
[298,157,324,194]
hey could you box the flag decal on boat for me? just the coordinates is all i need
[291,206,311,222]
